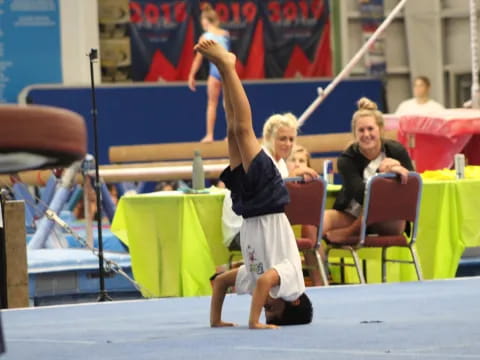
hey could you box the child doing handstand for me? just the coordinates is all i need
[194,39,313,330]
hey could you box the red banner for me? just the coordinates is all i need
[128,0,332,80]
[261,0,332,78]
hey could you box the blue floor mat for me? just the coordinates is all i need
[26,221,128,253]
[27,249,138,305]
[2,277,480,360]
[28,249,131,273]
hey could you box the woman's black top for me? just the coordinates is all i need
[333,139,414,212]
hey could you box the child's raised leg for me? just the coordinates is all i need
[222,69,242,170]
[195,40,260,172]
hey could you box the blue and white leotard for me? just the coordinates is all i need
[203,31,230,80]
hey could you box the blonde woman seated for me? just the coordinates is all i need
[323,97,414,244]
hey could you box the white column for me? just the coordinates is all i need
[404,0,444,104]
[59,0,101,84]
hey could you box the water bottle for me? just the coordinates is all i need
[454,154,465,179]
[323,160,334,184]
[192,150,205,190]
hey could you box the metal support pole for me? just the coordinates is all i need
[298,0,409,126]
[88,49,111,302]
[28,161,82,249]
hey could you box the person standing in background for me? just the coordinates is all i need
[188,4,230,143]
[395,76,445,115]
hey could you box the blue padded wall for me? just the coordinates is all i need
[25,78,383,164]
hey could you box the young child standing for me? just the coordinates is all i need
[194,40,313,329]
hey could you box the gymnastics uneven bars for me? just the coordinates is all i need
[297,0,409,127]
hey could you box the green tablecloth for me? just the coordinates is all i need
[334,177,480,283]
[111,186,338,297]
[112,178,480,296]
[416,178,480,277]
[111,191,229,297]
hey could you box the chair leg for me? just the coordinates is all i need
[340,258,345,283]
[314,250,329,287]
[348,247,365,284]
[362,259,368,282]
[325,246,332,271]
[409,244,423,281]
[381,247,388,283]
[326,246,343,284]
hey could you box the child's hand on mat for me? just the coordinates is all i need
[249,322,279,330]
[211,320,237,328]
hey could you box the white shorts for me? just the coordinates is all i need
[235,213,305,302]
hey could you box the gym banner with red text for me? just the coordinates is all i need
[260,0,332,78]
[129,1,197,81]
[128,0,332,80]
[200,0,264,78]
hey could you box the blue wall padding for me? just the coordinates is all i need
[25,78,383,165]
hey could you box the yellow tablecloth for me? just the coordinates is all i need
[112,186,340,297]
[417,167,480,278]
[111,190,229,297]
[336,167,480,283]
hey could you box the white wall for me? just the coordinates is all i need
[59,0,101,84]
[339,0,410,112]
[338,0,480,110]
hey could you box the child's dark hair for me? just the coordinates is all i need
[266,293,313,326]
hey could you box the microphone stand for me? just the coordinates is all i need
[88,49,111,302]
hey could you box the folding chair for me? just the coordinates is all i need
[284,177,329,286]
[325,172,423,284]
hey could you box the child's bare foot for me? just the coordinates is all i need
[194,40,236,71]
[211,320,237,328]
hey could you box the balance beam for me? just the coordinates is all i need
[0,131,397,186]
[109,140,229,163]
[109,131,397,164]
